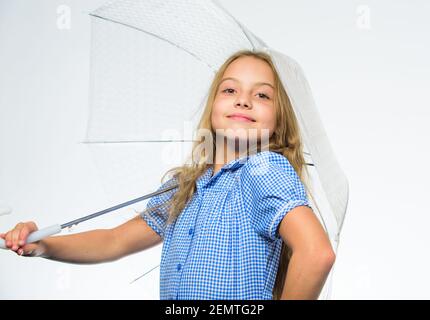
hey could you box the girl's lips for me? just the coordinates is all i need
[227,115,254,122]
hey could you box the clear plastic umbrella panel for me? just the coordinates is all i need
[84,0,349,299]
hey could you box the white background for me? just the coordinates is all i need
[1,0,429,299]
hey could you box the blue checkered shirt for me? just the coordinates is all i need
[141,150,311,299]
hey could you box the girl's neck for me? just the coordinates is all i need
[212,137,259,177]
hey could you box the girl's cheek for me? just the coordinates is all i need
[211,107,225,125]
[213,99,230,115]
[217,94,234,102]
[212,102,222,115]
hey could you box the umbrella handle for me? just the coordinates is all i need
[0,224,62,250]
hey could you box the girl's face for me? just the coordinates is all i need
[211,56,276,144]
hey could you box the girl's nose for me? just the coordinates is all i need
[235,99,251,109]
[234,91,252,109]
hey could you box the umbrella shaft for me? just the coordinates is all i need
[61,184,179,229]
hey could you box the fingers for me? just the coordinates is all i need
[18,226,31,247]
[17,243,38,257]
[11,226,22,250]
[5,230,13,249]
[3,221,37,251]
[10,222,24,250]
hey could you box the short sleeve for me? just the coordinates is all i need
[240,151,312,242]
[140,175,178,239]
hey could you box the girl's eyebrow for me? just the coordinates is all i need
[220,77,274,89]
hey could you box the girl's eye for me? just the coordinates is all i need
[257,93,270,100]
[223,88,235,94]
[222,88,270,100]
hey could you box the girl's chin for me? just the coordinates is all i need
[219,129,260,140]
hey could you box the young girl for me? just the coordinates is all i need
[1,50,335,300]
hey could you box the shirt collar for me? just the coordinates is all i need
[196,154,250,191]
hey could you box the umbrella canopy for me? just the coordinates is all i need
[84,0,349,299]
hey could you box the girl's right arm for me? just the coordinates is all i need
[0,215,162,264]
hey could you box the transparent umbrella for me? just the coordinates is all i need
[0,0,349,300]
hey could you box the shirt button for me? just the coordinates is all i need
[188,227,194,236]
[177,263,182,271]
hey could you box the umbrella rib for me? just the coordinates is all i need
[81,140,312,156]
[129,264,160,284]
[80,139,198,144]
[210,0,259,49]
[89,13,217,72]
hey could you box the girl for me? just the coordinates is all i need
[1,50,335,300]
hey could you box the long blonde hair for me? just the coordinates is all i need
[142,49,312,300]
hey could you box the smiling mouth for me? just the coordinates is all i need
[227,115,256,122]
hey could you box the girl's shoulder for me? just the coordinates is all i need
[239,150,301,190]
[244,150,294,174]
[149,174,179,204]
